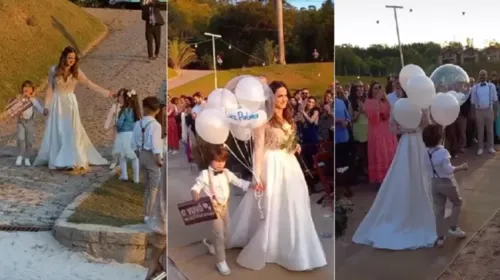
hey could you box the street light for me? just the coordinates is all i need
[386,5,405,68]
[204,32,222,89]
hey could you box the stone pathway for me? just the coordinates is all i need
[0,8,165,228]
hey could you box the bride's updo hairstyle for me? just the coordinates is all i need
[55,46,80,79]
[268,80,295,129]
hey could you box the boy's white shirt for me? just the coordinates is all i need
[133,116,163,156]
[20,97,44,120]
[191,167,251,205]
[104,103,121,130]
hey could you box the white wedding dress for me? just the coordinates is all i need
[34,67,109,169]
[352,110,437,250]
[229,123,327,271]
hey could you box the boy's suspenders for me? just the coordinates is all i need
[428,148,440,179]
[141,120,154,151]
[207,169,230,213]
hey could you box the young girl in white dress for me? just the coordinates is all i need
[104,93,122,170]
[113,88,141,183]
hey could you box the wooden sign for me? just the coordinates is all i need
[177,196,217,226]
[1,96,33,121]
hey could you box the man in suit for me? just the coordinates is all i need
[142,0,164,61]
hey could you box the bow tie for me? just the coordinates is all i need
[481,83,487,87]
[213,170,223,176]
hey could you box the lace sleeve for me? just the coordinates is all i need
[77,69,110,97]
[252,125,266,184]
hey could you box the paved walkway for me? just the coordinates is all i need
[336,149,500,280]
[167,152,333,279]
[0,8,165,228]
[167,70,211,90]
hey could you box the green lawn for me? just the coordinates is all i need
[169,62,334,97]
[168,67,178,79]
[0,0,106,108]
[68,169,144,227]
[335,75,386,86]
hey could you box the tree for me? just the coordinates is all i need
[168,39,198,70]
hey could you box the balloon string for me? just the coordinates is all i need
[229,131,251,168]
[223,143,265,220]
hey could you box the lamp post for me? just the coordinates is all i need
[204,32,222,89]
[386,5,405,67]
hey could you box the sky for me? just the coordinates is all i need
[335,0,500,49]
[287,0,325,9]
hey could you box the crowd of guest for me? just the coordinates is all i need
[166,82,335,193]
[334,69,500,189]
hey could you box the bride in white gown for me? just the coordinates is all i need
[352,107,437,250]
[229,81,327,271]
[34,46,112,170]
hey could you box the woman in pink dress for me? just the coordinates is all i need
[167,97,180,154]
[364,81,397,184]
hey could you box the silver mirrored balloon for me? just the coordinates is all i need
[430,64,470,105]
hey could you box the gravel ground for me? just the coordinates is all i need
[440,211,500,280]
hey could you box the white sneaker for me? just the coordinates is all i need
[171,150,178,155]
[15,156,23,167]
[216,261,231,275]
[435,237,446,248]
[477,149,483,156]
[449,227,466,238]
[24,158,31,167]
[488,148,496,154]
[202,238,215,255]
[109,162,117,170]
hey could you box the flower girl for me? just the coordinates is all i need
[113,88,142,182]
[104,92,122,170]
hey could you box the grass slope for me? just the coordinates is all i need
[0,0,106,107]
[68,170,144,227]
[169,63,334,97]
[335,75,386,86]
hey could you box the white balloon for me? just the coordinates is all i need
[248,110,267,128]
[430,92,460,126]
[230,125,252,141]
[226,107,265,128]
[393,98,422,129]
[399,64,425,91]
[235,77,266,111]
[406,75,436,109]
[206,88,238,111]
[195,108,229,144]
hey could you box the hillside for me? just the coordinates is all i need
[0,0,106,107]
[168,63,334,97]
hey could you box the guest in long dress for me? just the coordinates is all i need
[319,89,334,141]
[167,97,180,154]
[364,81,397,185]
[300,96,321,177]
